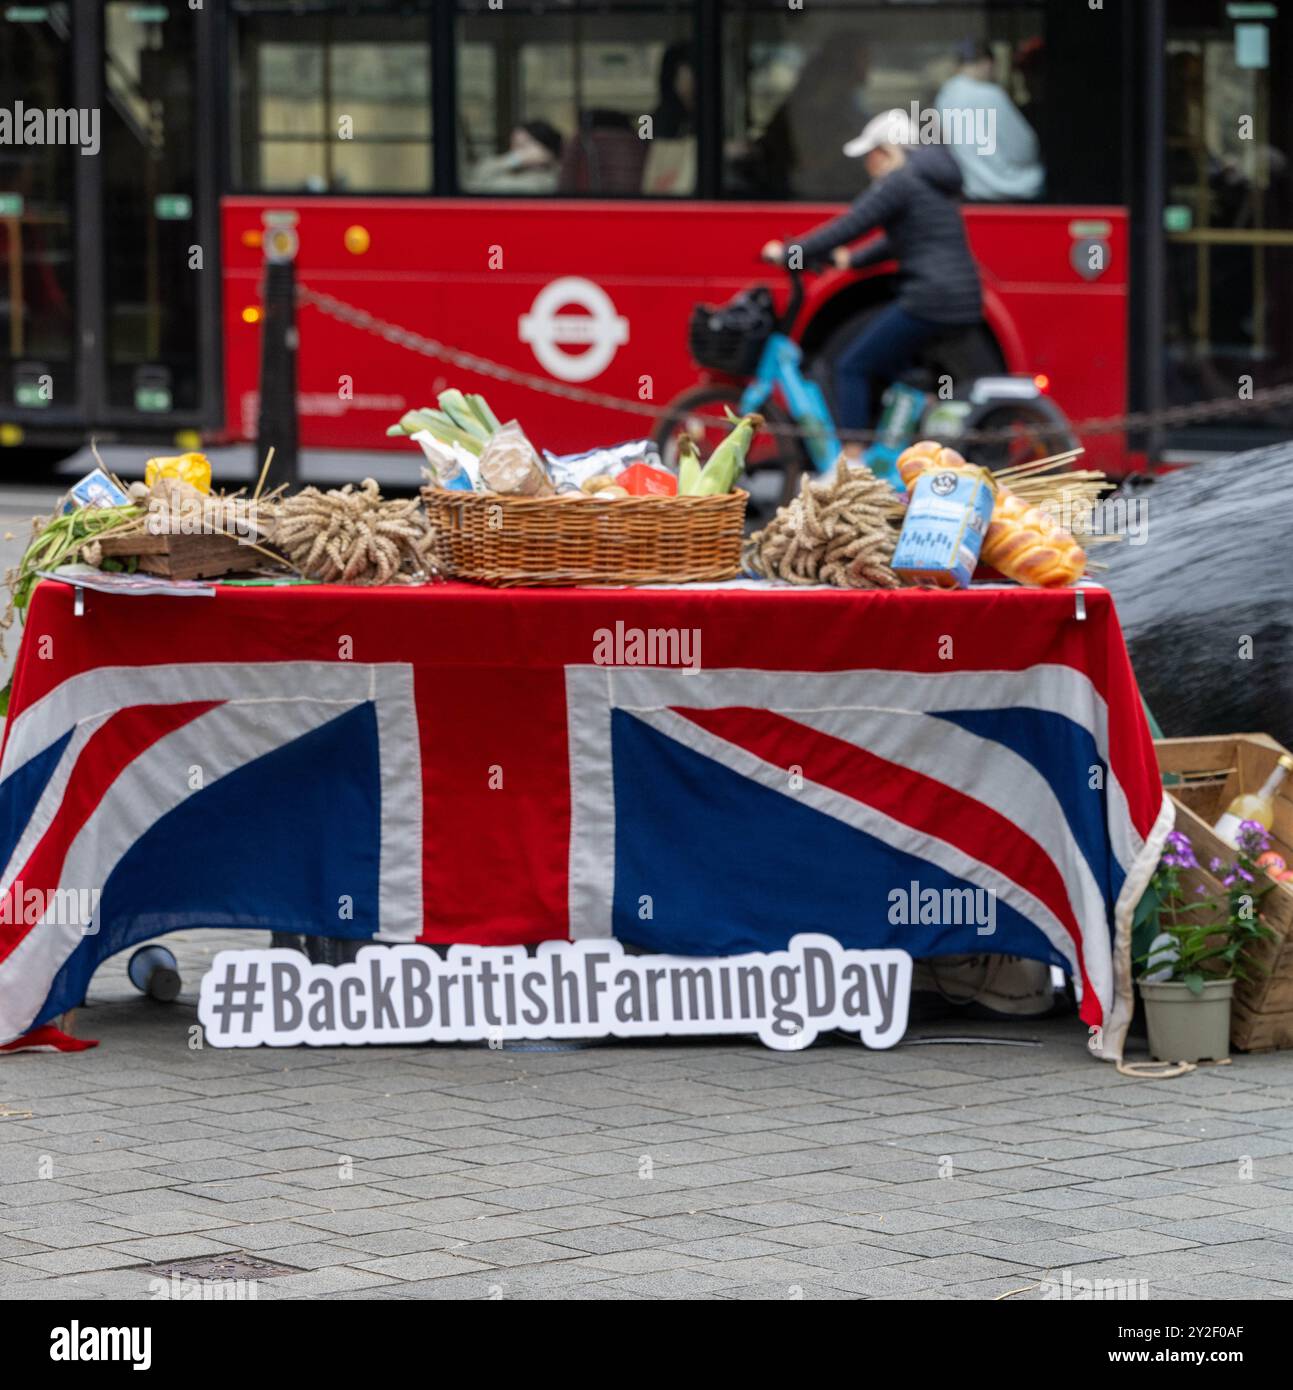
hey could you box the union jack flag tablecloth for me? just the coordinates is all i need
[0,578,1170,1059]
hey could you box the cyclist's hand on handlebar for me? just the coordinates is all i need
[832,247,852,271]
[760,239,785,265]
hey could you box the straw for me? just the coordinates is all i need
[253,446,276,502]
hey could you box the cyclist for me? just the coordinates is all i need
[761,107,983,455]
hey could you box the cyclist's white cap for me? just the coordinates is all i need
[843,107,915,158]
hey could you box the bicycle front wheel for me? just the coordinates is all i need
[653,384,805,525]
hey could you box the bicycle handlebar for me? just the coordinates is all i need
[779,265,805,334]
[758,249,821,331]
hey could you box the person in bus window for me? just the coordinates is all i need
[934,40,1044,202]
[643,41,699,195]
[652,41,696,139]
[761,107,983,450]
[467,121,563,194]
[738,32,871,200]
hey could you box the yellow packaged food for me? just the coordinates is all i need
[145,451,211,495]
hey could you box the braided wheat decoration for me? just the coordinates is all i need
[743,462,903,589]
[272,478,434,584]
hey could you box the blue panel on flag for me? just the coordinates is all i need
[36,704,382,1027]
[609,710,1066,967]
[931,706,1119,906]
[0,729,73,877]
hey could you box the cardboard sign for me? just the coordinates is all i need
[198,935,912,1053]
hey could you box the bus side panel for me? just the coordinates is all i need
[221,198,1127,469]
[965,206,1128,475]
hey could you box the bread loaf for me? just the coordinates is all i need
[897,440,968,492]
[980,488,1086,587]
[896,441,1086,587]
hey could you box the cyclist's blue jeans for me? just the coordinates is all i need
[834,303,942,431]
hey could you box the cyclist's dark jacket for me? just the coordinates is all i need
[793,145,982,325]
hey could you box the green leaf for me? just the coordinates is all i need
[1130,882,1162,966]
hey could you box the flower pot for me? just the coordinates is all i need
[1138,978,1235,1063]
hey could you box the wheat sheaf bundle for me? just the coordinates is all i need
[271,478,434,584]
[743,462,903,589]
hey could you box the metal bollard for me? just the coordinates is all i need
[127,944,182,1002]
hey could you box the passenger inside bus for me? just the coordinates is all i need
[642,40,698,195]
[934,40,1044,202]
[724,28,1047,206]
[730,31,872,201]
[465,121,563,195]
[557,109,647,195]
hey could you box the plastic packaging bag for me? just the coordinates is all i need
[543,439,665,494]
[413,431,479,491]
[478,421,555,496]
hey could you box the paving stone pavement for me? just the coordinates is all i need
[2,930,1293,1301]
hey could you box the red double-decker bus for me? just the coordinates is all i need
[5,2,1293,472]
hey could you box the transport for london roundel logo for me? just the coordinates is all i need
[519,277,630,383]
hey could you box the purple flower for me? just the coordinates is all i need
[1237,820,1272,856]
[1195,885,1207,896]
[1210,857,1224,873]
[1161,830,1199,870]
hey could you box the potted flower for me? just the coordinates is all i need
[1136,822,1277,1062]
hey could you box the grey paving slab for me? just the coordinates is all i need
[5,929,1293,1301]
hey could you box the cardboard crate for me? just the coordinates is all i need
[1155,734,1293,1051]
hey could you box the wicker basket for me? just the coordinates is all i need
[1155,734,1293,1052]
[422,487,748,587]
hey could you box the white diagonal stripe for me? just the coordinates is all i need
[2,661,387,778]
[0,670,423,1043]
[790,703,1112,996]
[629,705,1089,991]
[0,713,111,898]
[605,664,1141,873]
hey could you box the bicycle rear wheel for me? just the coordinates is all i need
[653,384,805,525]
[965,401,1078,472]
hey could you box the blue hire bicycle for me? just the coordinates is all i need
[655,264,1077,521]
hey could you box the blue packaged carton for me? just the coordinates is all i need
[891,463,997,589]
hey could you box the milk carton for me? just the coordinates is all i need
[891,464,997,589]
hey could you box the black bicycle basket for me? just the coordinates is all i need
[688,286,775,376]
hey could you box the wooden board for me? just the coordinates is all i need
[96,530,265,582]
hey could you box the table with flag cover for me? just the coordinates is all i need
[0,578,1171,1059]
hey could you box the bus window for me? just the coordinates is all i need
[721,2,1049,204]
[0,4,77,411]
[231,1,433,194]
[102,4,201,414]
[456,0,698,197]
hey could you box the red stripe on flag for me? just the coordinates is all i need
[675,705,1103,1024]
[0,701,221,967]
[0,1024,97,1053]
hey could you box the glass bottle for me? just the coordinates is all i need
[1213,753,1293,849]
